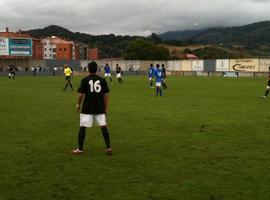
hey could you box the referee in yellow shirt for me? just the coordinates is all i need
[63,64,74,91]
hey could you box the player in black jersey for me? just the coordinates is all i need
[72,61,112,155]
[161,64,167,89]
[261,76,270,99]
[116,64,123,83]
[8,65,16,81]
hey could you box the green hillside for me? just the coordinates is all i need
[25,21,270,59]
[160,21,270,56]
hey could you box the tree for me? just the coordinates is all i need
[171,49,179,59]
[183,48,192,54]
[152,46,170,60]
[124,39,170,60]
[148,33,162,44]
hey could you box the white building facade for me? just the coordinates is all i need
[42,37,57,59]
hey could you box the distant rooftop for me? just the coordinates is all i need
[43,36,74,44]
[0,27,31,38]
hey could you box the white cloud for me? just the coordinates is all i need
[0,0,270,35]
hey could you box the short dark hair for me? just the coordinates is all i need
[88,61,98,73]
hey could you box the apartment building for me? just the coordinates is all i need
[42,36,79,60]
[88,48,99,60]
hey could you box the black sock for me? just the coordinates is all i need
[163,82,167,89]
[64,84,68,90]
[78,127,86,151]
[159,88,162,96]
[265,90,269,97]
[110,77,112,82]
[69,83,73,90]
[101,127,111,148]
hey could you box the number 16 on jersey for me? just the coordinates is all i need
[89,80,101,93]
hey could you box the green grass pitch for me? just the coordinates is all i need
[0,75,269,200]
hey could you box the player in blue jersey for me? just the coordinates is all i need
[154,64,163,97]
[104,63,112,82]
[148,64,154,88]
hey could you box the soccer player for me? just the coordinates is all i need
[116,64,123,83]
[72,61,112,155]
[154,64,163,97]
[148,64,154,88]
[161,64,168,89]
[104,63,112,82]
[8,64,16,81]
[261,76,270,99]
[63,64,73,91]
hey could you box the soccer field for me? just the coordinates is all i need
[0,75,269,200]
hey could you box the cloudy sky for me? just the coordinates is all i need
[0,0,270,36]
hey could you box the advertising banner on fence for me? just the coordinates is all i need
[112,60,127,71]
[204,60,216,72]
[140,61,152,71]
[181,60,192,71]
[216,59,229,71]
[127,60,140,71]
[259,59,270,72]
[167,61,181,71]
[229,59,259,72]
[192,60,204,71]
[0,38,9,56]
[9,38,32,56]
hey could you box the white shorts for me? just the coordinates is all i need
[116,73,121,78]
[156,82,162,87]
[267,86,270,90]
[149,77,153,81]
[105,73,111,78]
[80,113,107,127]
[8,73,14,77]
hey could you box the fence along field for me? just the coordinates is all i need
[1,58,270,73]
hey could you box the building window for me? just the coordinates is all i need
[44,48,46,51]
[49,48,52,51]
[45,42,47,45]
[60,48,62,51]
[53,48,56,52]
[64,48,67,51]
[45,54,47,57]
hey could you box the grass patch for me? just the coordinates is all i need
[0,75,269,200]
